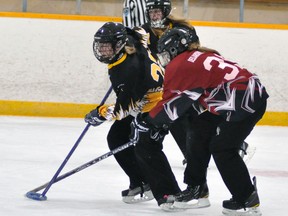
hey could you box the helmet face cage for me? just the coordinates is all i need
[157,37,179,67]
[157,51,171,67]
[157,27,199,66]
[93,41,114,64]
[93,22,127,64]
[146,0,172,28]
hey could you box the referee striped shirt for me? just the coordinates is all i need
[122,0,147,28]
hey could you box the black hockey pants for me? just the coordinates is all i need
[184,101,267,203]
[107,115,182,198]
[169,114,189,159]
[134,128,181,202]
[107,115,147,188]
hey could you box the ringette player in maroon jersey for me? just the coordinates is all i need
[142,0,251,165]
[130,27,268,215]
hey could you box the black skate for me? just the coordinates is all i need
[222,177,262,216]
[173,182,210,209]
[122,184,154,204]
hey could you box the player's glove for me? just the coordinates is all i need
[84,105,107,126]
[130,114,168,143]
[149,127,168,142]
[130,114,150,142]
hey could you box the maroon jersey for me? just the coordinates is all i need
[147,50,269,126]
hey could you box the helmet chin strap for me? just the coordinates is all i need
[108,41,127,62]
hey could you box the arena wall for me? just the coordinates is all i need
[0,12,287,126]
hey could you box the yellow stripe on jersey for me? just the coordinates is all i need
[108,53,127,69]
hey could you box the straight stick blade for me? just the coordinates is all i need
[25,192,47,201]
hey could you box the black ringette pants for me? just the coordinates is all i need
[134,132,181,202]
[185,102,267,203]
[169,114,189,159]
[107,115,181,200]
[184,111,220,186]
[107,115,147,188]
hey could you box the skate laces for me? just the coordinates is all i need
[139,184,145,197]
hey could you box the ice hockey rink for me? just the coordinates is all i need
[1,116,287,216]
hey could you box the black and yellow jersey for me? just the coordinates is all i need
[107,34,164,120]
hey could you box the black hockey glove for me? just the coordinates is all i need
[149,127,168,142]
[130,114,150,142]
[84,106,106,126]
[130,114,168,143]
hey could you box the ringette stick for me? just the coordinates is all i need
[26,140,136,196]
[26,86,113,201]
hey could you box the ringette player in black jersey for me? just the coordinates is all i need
[84,22,181,205]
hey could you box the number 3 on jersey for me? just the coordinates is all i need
[204,56,240,81]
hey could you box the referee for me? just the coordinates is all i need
[122,0,147,28]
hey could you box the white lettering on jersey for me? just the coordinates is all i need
[188,51,202,63]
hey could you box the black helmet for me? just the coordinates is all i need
[157,27,199,66]
[93,22,128,64]
[146,0,172,28]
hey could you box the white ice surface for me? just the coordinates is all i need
[0,116,287,216]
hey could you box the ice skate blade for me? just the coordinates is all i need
[122,190,154,204]
[160,203,186,212]
[222,207,262,216]
[173,198,210,209]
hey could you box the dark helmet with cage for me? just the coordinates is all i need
[157,27,199,67]
[93,22,128,64]
[146,0,172,28]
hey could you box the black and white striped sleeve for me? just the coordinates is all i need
[122,0,147,28]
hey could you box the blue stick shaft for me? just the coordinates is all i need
[28,140,135,194]
[40,86,113,197]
